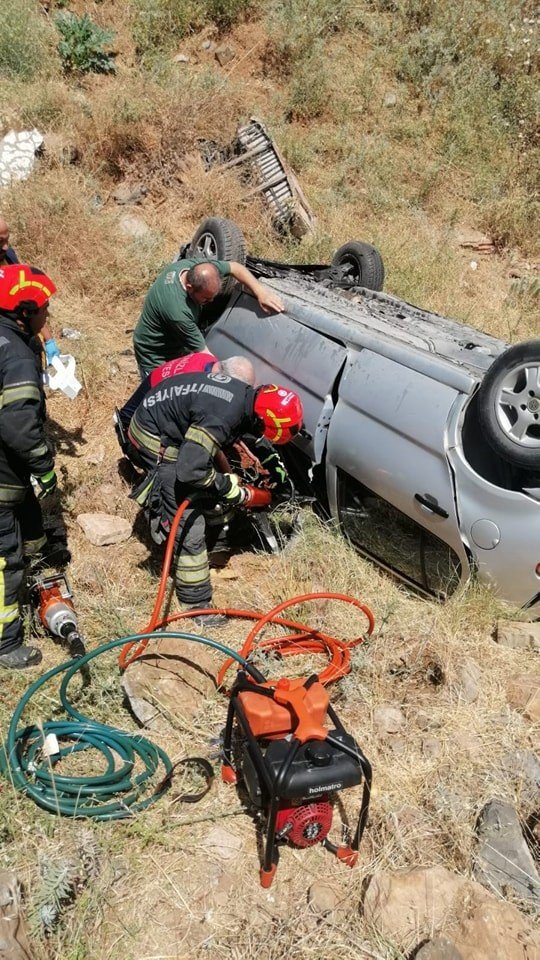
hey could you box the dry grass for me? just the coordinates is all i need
[0,2,538,958]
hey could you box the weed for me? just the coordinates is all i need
[0,0,59,81]
[55,12,117,75]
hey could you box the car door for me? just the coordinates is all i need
[206,291,347,461]
[325,348,471,597]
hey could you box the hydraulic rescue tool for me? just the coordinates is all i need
[221,672,371,888]
[29,572,86,659]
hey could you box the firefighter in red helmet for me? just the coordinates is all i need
[0,264,59,669]
[126,370,304,625]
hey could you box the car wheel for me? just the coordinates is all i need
[331,241,385,291]
[478,339,540,469]
[188,217,247,296]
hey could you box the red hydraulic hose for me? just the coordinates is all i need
[118,498,375,683]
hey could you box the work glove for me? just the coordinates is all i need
[258,448,294,497]
[220,473,247,507]
[44,338,61,365]
[32,470,58,500]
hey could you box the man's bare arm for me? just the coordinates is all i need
[229,262,285,314]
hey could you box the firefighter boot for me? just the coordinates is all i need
[0,645,42,669]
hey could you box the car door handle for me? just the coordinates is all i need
[414,493,449,519]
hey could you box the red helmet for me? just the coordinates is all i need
[254,384,304,445]
[0,264,57,314]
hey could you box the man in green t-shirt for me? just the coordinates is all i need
[133,258,284,376]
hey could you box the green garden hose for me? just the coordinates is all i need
[0,631,259,821]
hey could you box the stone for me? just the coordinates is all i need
[388,737,407,755]
[373,704,405,736]
[450,896,540,960]
[76,512,131,546]
[455,228,496,252]
[473,800,540,904]
[61,327,82,340]
[383,92,397,107]
[122,637,216,730]
[363,866,465,943]
[113,182,147,205]
[201,827,242,861]
[215,45,234,66]
[115,354,138,376]
[506,673,540,721]
[0,871,32,959]
[422,737,441,757]
[456,659,481,703]
[42,132,80,165]
[495,620,540,652]
[415,939,464,960]
[173,53,190,63]
[86,445,105,466]
[503,750,540,805]
[201,40,216,51]
[363,866,540,957]
[118,214,150,238]
[307,881,342,916]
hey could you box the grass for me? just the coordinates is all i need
[0,1,538,957]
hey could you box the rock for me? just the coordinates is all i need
[118,214,150,238]
[415,939,464,960]
[473,800,540,904]
[363,866,466,942]
[122,636,216,730]
[495,620,540,652]
[86,445,105,466]
[77,512,131,546]
[0,871,32,959]
[61,327,82,340]
[215,45,234,66]
[42,131,80,165]
[201,827,242,862]
[114,354,138,376]
[173,53,190,63]
[373,704,405,736]
[503,750,540,805]
[455,228,496,253]
[363,866,540,957]
[388,736,407,755]
[506,673,540,721]
[307,881,342,916]
[456,659,481,703]
[113,182,147,205]
[422,737,442,757]
[383,92,397,107]
[450,896,540,960]
[201,40,216,51]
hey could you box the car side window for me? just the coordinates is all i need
[336,470,461,599]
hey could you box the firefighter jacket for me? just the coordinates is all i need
[0,313,53,504]
[129,371,256,498]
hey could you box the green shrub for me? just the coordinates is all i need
[203,0,257,29]
[55,12,116,74]
[264,0,356,75]
[0,0,59,81]
[131,0,202,59]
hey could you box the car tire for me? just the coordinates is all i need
[331,241,385,291]
[478,339,540,469]
[188,217,247,296]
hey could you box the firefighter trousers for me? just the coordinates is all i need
[151,461,231,606]
[0,488,46,654]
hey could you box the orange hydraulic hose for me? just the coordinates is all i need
[118,498,375,684]
[119,497,191,669]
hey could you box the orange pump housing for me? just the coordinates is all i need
[238,677,329,741]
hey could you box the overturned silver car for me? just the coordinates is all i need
[184,218,540,613]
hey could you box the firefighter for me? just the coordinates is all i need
[126,366,303,626]
[0,264,58,669]
[0,218,61,364]
[115,351,255,439]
